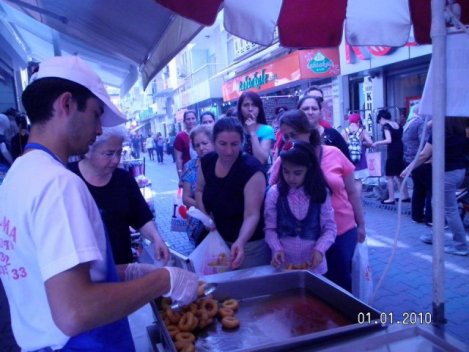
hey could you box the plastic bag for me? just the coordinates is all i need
[188,230,231,275]
[170,188,188,232]
[351,240,373,304]
[187,207,214,228]
[366,150,382,177]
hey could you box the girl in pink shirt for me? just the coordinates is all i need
[269,109,366,291]
[265,141,336,274]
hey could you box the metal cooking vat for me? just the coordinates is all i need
[150,270,382,351]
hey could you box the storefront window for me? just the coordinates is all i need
[387,69,427,124]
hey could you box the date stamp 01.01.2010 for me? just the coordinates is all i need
[357,312,433,326]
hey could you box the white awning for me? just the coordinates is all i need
[1,0,203,94]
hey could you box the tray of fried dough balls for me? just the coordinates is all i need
[152,271,382,352]
[155,282,241,352]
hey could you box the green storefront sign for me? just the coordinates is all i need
[239,69,270,91]
[307,52,333,74]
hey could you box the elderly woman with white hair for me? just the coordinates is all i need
[68,125,169,265]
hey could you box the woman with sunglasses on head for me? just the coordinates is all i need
[236,91,275,168]
[68,126,169,265]
[269,110,366,292]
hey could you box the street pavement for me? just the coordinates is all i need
[1,154,468,350]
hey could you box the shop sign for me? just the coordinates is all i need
[307,52,334,73]
[362,77,374,137]
[239,69,276,91]
[223,48,340,101]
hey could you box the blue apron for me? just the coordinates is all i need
[60,226,135,352]
[25,144,136,352]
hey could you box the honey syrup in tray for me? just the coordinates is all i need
[195,288,353,351]
[244,288,351,336]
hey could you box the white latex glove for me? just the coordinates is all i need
[162,266,198,306]
[124,263,158,281]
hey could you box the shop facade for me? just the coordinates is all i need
[222,48,341,125]
[339,41,432,138]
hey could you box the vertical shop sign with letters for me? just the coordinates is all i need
[363,77,373,137]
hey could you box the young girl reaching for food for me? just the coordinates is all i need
[264,140,337,274]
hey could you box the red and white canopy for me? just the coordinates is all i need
[155,0,468,48]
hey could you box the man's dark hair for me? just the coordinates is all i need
[305,86,324,102]
[22,77,96,125]
[236,91,267,125]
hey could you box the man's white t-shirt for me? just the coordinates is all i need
[0,150,108,350]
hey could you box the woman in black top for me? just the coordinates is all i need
[373,109,410,204]
[196,117,271,269]
[297,95,351,161]
[68,126,169,265]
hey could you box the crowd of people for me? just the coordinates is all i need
[0,55,468,351]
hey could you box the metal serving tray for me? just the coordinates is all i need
[151,270,383,352]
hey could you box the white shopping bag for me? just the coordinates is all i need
[188,230,231,275]
[351,240,373,304]
[187,207,214,228]
[170,188,188,232]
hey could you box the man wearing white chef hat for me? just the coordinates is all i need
[0,55,198,351]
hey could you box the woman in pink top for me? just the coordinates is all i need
[264,141,336,274]
[269,109,366,292]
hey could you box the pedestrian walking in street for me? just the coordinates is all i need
[373,109,410,204]
[196,117,271,269]
[166,134,176,162]
[155,132,165,163]
[264,140,336,273]
[131,133,141,159]
[0,55,198,351]
[270,109,366,292]
[145,134,155,161]
[175,110,197,185]
[401,104,432,224]
[341,113,373,194]
[402,117,469,256]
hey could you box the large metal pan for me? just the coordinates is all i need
[150,270,382,351]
